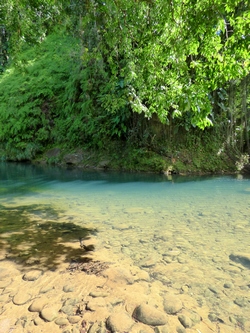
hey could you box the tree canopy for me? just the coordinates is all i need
[0,0,249,166]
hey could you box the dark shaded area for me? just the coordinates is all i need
[0,203,96,270]
[229,254,250,269]
[242,163,250,175]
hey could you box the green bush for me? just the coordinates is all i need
[0,32,80,160]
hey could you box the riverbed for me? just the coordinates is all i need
[0,162,250,333]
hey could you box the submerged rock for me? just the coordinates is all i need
[234,297,248,307]
[23,269,43,281]
[63,284,75,293]
[60,304,74,315]
[133,303,168,326]
[55,317,68,326]
[140,257,157,268]
[163,295,183,314]
[88,321,106,333]
[86,298,106,311]
[67,315,81,324]
[63,298,80,306]
[224,282,234,289]
[33,316,44,326]
[229,253,250,268]
[106,312,134,332]
[104,266,134,285]
[13,291,32,305]
[178,314,193,328]
[40,306,58,322]
[29,297,48,312]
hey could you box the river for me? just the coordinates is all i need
[0,162,250,332]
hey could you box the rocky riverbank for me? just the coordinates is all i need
[0,233,248,333]
[32,144,237,175]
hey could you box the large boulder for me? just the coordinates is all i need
[63,153,83,165]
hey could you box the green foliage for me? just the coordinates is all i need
[75,0,249,130]
[0,32,80,159]
[107,146,168,173]
[169,128,234,173]
[0,0,249,170]
[4,142,42,161]
[0,25,9,72]
[0,0,65,54]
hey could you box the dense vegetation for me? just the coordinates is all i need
[0,0,249,173]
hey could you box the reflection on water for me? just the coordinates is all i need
[0,162,250,329]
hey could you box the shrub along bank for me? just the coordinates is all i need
[0,32,243,174]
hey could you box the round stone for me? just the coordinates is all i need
[29,297,48,312]
[140,257,157,268]
[106,312,134,332]
[23,270,43,281]
[133,303,168,326]
[55,317,69,326]
[224,282,234,289]
[63,285,75,293]
[86,298,106,311]
[163,295,183,314]
[104,266,135,285]
[67,316,81,324]
[234,297,248,307]
[63,298,79,306]
[13,291,32,305]
[34,317,44,326]
[40,306,58,322]
[181,285,189,293]
[178,314,193,328]
[208,313,218,322]
[176,325,186,333]
[163,256,172,264]
[60,305,74,315]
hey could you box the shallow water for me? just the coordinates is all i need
[1,162,250,331]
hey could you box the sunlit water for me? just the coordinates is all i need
[1,162,250,330]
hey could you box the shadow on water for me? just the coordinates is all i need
[0,203,96,271]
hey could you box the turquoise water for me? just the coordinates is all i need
[1,162,250,329]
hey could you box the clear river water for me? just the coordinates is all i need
[0,162,250,332]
